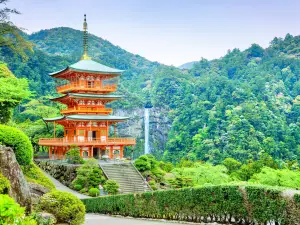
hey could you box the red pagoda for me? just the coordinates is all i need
[39,15,136,160]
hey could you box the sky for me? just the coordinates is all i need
[7,0,300,66]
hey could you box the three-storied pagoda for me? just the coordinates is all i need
[39,15,136,159]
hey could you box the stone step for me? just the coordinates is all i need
[100,163,152,194]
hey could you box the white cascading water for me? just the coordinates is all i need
[144,108,150,154]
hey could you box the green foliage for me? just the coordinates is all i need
[66,145,84,164]
[245,186,287,224]
[0,62,30,123]
[88,188,100,197]
[250,167,300,189]
[38,190,85,225]
[160,162,174,172]
[222,158,242,173]
[0,194,36,225]
[103,180,119,195]
[134,154,166,183]
[0,173,10,194]
[0,124,33,165]
[172,163,231,186]
[82,184,299,224]
[74,184,82,191]
[21,163,55,190]
[72,159,105,192]
[167,176,194,188]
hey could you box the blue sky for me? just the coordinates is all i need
[8,0,300,66]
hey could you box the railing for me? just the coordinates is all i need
[56,83,117,93]
[61,108,113,115]
[39,137,136,146]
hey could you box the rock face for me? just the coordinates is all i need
[0,145,32,212]
[115,107,171,155]
[35,160,80,188]
[28,182,50,205]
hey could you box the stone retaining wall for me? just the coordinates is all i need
[35,160,80,188]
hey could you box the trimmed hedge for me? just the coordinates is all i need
[38,190,85,225]
[82,185,300,224]
[0,125,33,165]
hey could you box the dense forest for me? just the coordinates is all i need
[0,26,299,165]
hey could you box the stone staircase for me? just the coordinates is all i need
[100,163,152,194]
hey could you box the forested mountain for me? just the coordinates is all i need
[0,27,299,164]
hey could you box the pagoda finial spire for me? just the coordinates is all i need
[81,14,91,60]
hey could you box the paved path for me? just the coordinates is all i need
[84,214,199,225]
[42,170,90,199]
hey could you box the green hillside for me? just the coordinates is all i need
[0,28,299,164]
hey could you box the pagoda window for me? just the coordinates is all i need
[87,81,94,88]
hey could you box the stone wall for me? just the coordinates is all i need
[35,160,80,188]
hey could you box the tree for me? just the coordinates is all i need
[0,0,33,60]
[0,62,30,123]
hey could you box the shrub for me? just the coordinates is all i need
[88,188,100,197]
[148,180,157,190]
[22,163,55,190]
[0,173,10,194]
[103,180,119,195]
[162,162,174,172]
[0,194,36,225]
[72,159,105,191]
[38,190,85,225]
[66,145,84,164]
[134,155,151,172]
[74,184,82,191]
[82,185,300,224]
[0,125,33,165]
[250,167,300,189]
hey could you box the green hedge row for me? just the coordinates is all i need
[82,185,300,225]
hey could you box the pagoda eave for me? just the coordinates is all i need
[43,115,129,123]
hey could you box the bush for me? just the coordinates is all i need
[0,194,36,225]
[0,125,33,165]
[88,188,100,197]
[66,145,84,164]
[38,190,85,225]
[103,180,119,195]
[0,173,10,194]
[82,185,300,224]
[22,163,55,190]
[72,159,105,192]
[74,184,82,191]
[250,167,300,189]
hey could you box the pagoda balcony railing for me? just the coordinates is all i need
[39,137,136,146]
[56,83,117,93]
[61,108,113,115]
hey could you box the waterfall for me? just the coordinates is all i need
[144,108,150,154]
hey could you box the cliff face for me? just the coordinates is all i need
[0,145,32,212]
[114,107,171,157]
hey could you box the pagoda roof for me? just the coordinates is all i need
[44,114,128,122]
[51,93,123,101]
[49,59,124,77]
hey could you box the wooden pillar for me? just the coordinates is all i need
[120,146,124,159]
[106,121,109,139]
[114,123,116,137]
[54,121,56,138]
[91,146,94,158]
[49,147,52,159]
[80,148,83,157]
[109,146,113,159]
